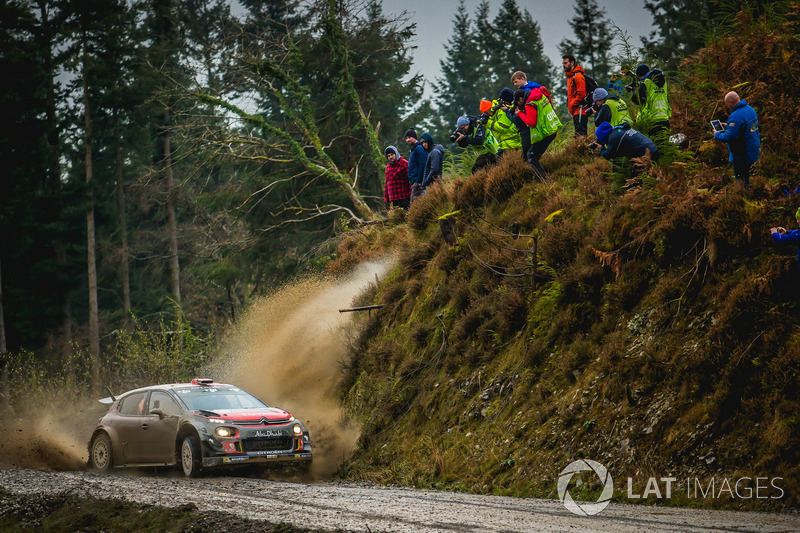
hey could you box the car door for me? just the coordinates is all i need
[139,391,182,463]
[114,391,150,463]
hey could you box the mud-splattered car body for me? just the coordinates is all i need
[88,379,312,476]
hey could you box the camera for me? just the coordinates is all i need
[449,130,461,143]
[478,111,490,125]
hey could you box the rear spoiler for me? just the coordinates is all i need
[99,385,117,405]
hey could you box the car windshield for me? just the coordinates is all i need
[174,387,268,411]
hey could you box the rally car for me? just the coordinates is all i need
[88,379,312,477]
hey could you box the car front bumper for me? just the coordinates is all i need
[203,452,313,468]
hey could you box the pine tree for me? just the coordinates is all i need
[491,0,556,89]
[558,0,612,81]
[435,0,484,133]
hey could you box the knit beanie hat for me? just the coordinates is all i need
[635,64,650,78]
[595,122,613,144]
[795,206,800,220]
[456,116,470,128]
[385,145,398,159]
[499,88,515,105]
[404,128,418,140]
[592,88,609,102]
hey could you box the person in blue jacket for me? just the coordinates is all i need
[592,121,659,180]
[594,122,658,159]
[771,207,800,268]
[404,128,428,204]
[714,91,760,187]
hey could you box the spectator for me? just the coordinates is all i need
[592,121,658,178]
[485,89,522,154]
[562,54,589,136]
[420,132,445,189]
[771,207,800,268]
[589,88,631,128]
[405,128,427,203]
[514,85,562,180]
[606,72,627,98]
[510,71,541,91]
[452,115,499,174]
[713,91,760,188]
[630,64,671,135]
[383,146,410,210]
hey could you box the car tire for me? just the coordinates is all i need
[90,433,114,472]
[180,435,202,477]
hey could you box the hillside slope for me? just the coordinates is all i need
[332,151,799,509]
[327,13,800,509]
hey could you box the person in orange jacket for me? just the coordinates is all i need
[562,54,589,137]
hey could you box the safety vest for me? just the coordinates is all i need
[486,101,522,151]
[642,79,671,122]
[481,129,499,154]
[605,98,631,127]
[529,96,562,144]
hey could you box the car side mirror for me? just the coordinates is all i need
[150,408,165,420]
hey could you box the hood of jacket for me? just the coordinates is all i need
[565,64,585,78]
[432,144,445,156]
[419,132,434,149]
[646,68,666,87]
[385,145,401,161]
[526,86,552,103]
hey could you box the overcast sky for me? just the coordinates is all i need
[377,0,655,98]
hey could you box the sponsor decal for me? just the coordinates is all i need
[251,429,286,438]
[223,456,249,463]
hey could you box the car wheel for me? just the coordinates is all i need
[90,433,113,472]
[180,435,202,477]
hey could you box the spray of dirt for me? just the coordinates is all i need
[0,258,392,476]
[0,407,101,470]
[214,258,394,479]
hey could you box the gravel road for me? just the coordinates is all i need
[0,467,798,532]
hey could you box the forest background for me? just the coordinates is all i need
[0,0,790,391]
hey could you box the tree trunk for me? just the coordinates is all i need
[84,54,100,389]
[115,115,131,318]
[163,109,181,304]
[39,0,73,358]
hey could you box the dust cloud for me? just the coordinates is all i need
[215,258,394,479]
[0,258,392,477]
[0,409,100,470]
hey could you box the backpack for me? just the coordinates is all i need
[577,72,599,108]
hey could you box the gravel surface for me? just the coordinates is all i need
[1,467,798,532]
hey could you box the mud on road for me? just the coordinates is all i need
[1,466,798,532]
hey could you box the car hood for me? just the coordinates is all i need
[194,407,292,421]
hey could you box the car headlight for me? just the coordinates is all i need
[215,427,235,438]
[292,423,303,436]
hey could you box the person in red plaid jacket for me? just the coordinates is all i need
[383,146,411,210]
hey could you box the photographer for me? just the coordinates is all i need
[514,85,562,180]
[589,88,631,128]
[484,89,522,154]
[629,64,671,135]
[591,121,659,180]
[451,115,499,174]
